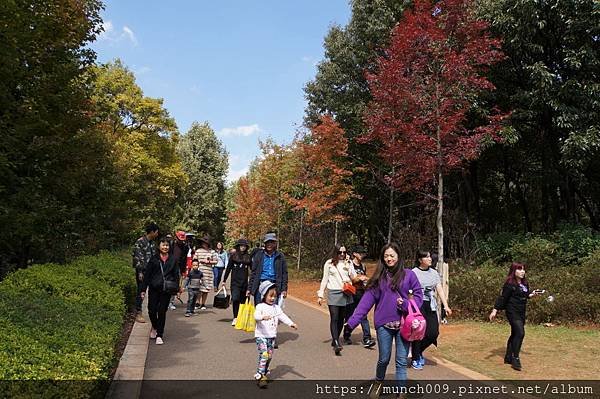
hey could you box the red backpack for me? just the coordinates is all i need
[400,297,426,341]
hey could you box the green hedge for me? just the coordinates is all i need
[0,251,134,397]
[451,249,600,324]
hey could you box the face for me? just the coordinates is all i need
[515,267,526,279]
[420,253,432,268]
[265,241,276,252]
[149,230,159,240]
[338,246,347,260]
[353,252,365,262]
[217,243,223,250]
[192,261,199,270]
[265,288,277,305]
[239,245,247,252]
[383,248,398,268]
[159,241,170,254]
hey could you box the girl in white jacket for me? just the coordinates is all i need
[254,281,298,387]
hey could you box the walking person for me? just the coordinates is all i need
[343,245,376,348]
[345,243,423,398]
[169,230,189,310]
[184,259,203,317]
[489,262,544,371]
[132,222,159,323]
[247,233,288,309]
[142,237,180,345]
[253,281,297,388]
[193,236,216,310]
[221,238,252,325]
[317,244,358,356]
[410,250,452,369]
[213,241,228,291]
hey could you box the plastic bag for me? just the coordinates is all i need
[234,297,256,332]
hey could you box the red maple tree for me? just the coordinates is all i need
[363,0,508,265]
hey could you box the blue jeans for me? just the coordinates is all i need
[375,326,409,386]
[213,267,224,288]
[186,288,199,314]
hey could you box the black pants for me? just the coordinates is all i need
[134,270,145,312]
[328,305,346,342]
[147,288,171,337]
[343,292,372,340]
[230,283,248,319]
[507,312,525,358]
[411,302,439,360]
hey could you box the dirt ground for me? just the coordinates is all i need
[288,277,600,380]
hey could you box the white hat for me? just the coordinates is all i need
[258,281,277,300]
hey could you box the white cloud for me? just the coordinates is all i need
[218,124,262,137]
[227,167,249,184]
[97,21,138,46]
[133,66,151,75]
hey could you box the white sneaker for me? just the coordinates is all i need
[231,318,237,326]
[156,337,164,345]
[150,329,157,339]
[169,304,176,310]
[200,306,207,310]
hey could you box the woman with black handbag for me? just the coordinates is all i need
[142,237,180,345]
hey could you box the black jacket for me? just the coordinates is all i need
[143,253,180,292]
[248,250,288,295]
[223,252,252,287]
[494,282,530,317]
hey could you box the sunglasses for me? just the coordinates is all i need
[338,251,347,255]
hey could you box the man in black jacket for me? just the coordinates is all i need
[247,233,288,308]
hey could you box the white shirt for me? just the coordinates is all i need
[254,303,294,338]
[317,259,357,298]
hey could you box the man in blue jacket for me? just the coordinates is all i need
[247,233,288,308]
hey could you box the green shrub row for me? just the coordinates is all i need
[450,249,600,324]
[474,224,600,270]
[0,251,134,397]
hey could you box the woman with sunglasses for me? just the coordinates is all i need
[489,262,543,371]
[317,244,359,355]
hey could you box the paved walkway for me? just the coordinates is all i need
[109,291,489,399]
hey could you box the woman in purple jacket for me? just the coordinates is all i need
[346,243,423,398]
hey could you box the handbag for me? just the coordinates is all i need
[213,286,231,309]
[400,297,427,342]
[334,262,356,296]
[160,262,179,295]
[234,297,256,332]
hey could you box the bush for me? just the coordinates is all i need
[0,251,134,397]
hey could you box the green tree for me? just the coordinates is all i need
[176,122,228,240]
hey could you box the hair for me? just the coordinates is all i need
[191,258,199,265]
[505,262,529,286]
[216,241,224,251]
[366,242,406,290]
[145,222,159,234]
[415,250,430,268]
[329,244,346,266]
[430,252,439,269]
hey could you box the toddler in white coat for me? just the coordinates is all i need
[253,280,297,387]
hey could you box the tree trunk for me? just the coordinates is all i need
[388,177,394,244]
[437,169,444,269]
[334,220,338,246]
[297,210,304,270]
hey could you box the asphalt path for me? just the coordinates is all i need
[140,291,473,398]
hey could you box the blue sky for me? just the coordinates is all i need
[91,1,351,183]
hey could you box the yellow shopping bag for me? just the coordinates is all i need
[234,297,256,332]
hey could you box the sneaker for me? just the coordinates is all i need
[419,356,426,367]
[185,313,191,317]
[343,337,353,345]
[254,373,262,381]
[149,329,157,339]
[135,313,146,323]
[511,357,522,371]
[169,304,176,310]
[231,318,237,326]
[156,337,164,345]
[195,305,200,310]
[258,375,268,388]
[200,305,207,310]
[411,360,423,370]
[363,338,376,348]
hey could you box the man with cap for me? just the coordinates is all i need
[342,245,376,348]
[247,233,289,309]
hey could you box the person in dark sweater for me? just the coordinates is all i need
[221,238,252,325]
[184,259,203,317]
[489,262,544,371]
[142,237,180,345]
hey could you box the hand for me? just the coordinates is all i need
[445,307,452,316]
[359,275,368,281]
[317,297,323,306]
[396,297,404,306]
[214,287,218,292]
[179,288,183,294]
[489,309,497,321]
[140,292,145,299]
[246,290,251,297]
[263,315,272,320]
[290,323,298,329]
[282,290,287,298]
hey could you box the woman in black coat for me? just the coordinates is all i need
[489,262,543,371]
[221,238,252,325]
[142,237,180,344]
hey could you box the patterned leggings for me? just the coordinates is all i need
[256,337,275,375]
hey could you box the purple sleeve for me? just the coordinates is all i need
[400,270,423,313]
[347,288,376,329]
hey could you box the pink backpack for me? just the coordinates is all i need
[400,298,426,341]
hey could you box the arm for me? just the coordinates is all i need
[490,284,512,320]
[281,255,288,296]
[346,289,376,329]
[317,261,330,301]
[222,257,234,283]
[435,282,452,316]
[247,256,258,296]
[400,271,423,313]
[277,307,297,329]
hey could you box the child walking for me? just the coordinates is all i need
[184,259,203,317]
[253,280,297,388]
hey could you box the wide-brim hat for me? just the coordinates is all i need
[259,280,277,300]
[263,233,278,243]
[351,245,367,254]
[235,238,249,247]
